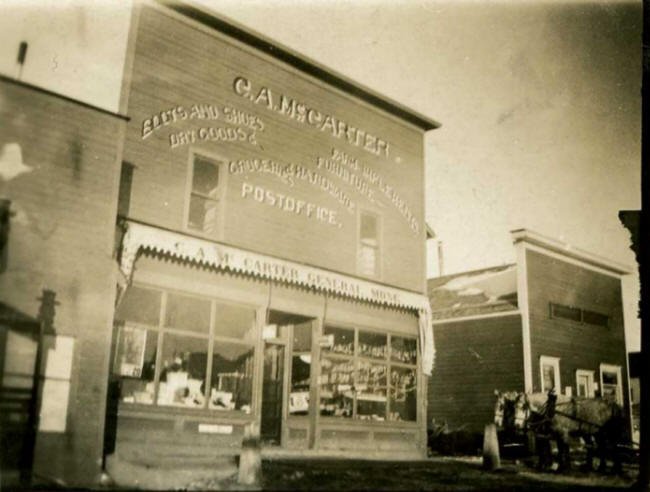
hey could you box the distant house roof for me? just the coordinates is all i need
[427,264,518,320]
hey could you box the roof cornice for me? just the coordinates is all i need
[160,0,441,132]
[510,228,633,276]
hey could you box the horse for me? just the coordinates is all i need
[494,390,626,474]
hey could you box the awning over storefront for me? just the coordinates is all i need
[118,220,435,375]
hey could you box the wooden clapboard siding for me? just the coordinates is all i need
[526,250,629,413]
[427,314,524,432]
[0,78,125,486]
[122,4,426,292]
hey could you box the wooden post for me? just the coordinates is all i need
[482,423,501,471]
[238,421,261,486]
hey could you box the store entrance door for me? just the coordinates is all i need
[261,343,284,445]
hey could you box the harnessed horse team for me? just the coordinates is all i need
[493,389,627,474]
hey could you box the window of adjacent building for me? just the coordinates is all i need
[600,363,623,405]
[113,285,255,414]
[358,211,380,278]
[576,369,595,398]
[186,154,224,235]
[319,325,417,422]
[289,321,312,416]
[549,303,609,328]
[539,355,560,393]
[549,303,581,323]
[582,310,609,328]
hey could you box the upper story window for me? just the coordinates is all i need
[549,303,609,328]
[358,211,380,278]
[187,153,224,235]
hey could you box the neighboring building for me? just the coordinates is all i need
[1,1,439,486]
[427,229,632,434]
[0,76,127,485]
[629,351,641,443]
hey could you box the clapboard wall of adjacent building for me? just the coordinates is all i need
[121,3,426,293]
[526,249,630,413]
[427,313,523,432]
[0,77,125,486]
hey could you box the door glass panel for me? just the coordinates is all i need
[261,344,284,444]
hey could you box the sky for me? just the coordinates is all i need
[0,0,642,350]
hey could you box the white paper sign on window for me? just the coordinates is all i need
[39,335,74,432]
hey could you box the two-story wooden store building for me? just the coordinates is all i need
[427,229,631,434]
[1,1,439,487]
[111,0,438,469]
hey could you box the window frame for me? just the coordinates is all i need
[356,209,382,279]
[549,302,609,328]
[184,149,228,239]
[599,363,623,405]
[575,369,595,398]
[113,283,258,416]
[539,355,561,393]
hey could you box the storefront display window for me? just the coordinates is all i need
[319,325,418,422]
[113,284,256,414]
[115,285,161,326]
[165,293,211,334]
[357,361,387,420]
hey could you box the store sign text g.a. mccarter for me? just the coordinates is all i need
[233,76,391,159]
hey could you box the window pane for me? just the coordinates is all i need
[165,293,211,334]
[583,310,608,327]
[158,333,208,408]
[115,326,158,405]
[192,156,220,197]
[188,195,219,234]
[391,336,417,365]
[358,331,387,359]
[323,326,354,355]
[389,366,417,422]
[551,303,581,322]
[210,342,254,413]
[360,213,377,241]
[357,361,387,421]
[293,321,312,352]
[602,371,618,385]
[215,302,256,341]
[358,244,377,277]
[115,286,161,326]
[542,364,556,392]
[289,355,311,415]
[319,358,354,417]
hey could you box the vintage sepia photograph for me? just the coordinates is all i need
[0,0,644,490]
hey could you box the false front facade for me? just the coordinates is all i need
[427,229,631,434]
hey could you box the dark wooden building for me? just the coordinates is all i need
[0,76,127,485]
[427,229,631,434]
